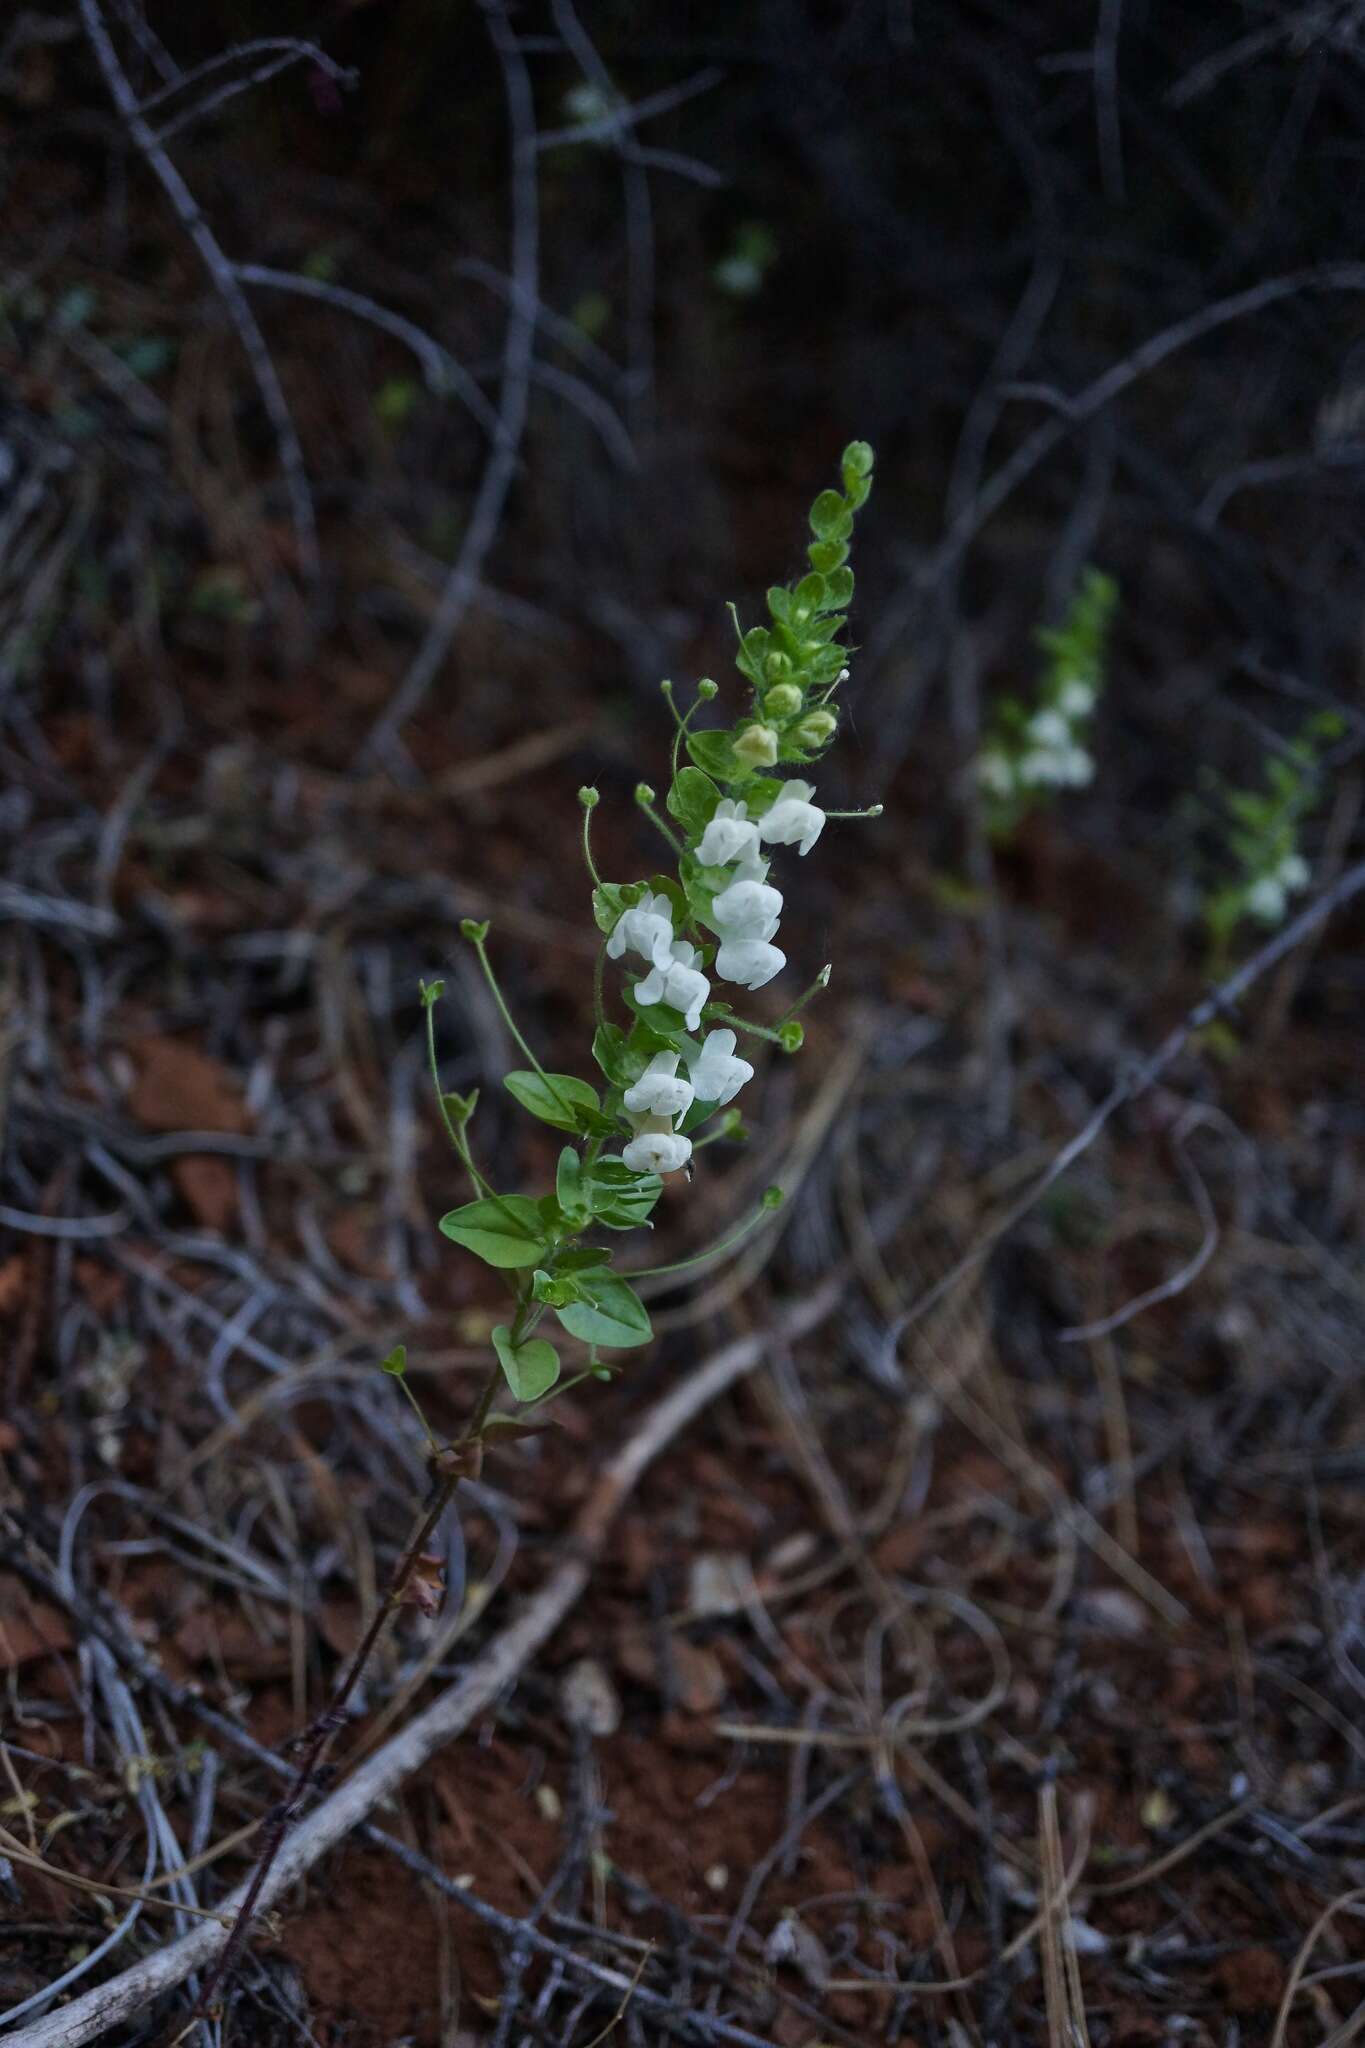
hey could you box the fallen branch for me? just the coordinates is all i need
[1,1279,845,2048]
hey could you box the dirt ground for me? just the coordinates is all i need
[4,6,1365,2045]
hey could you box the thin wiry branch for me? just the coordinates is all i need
[77,0,321,589]
[360,0,539,769]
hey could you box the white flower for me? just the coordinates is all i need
[1028,708,1071,749]
[606,890,674,970]
[686,1029,753,1106]
[1246,875,1286,923]
[758,780,825,856]
[623,1052,695,1119]
[622,1118,693,1175]
[1060,747,1094,787]
[710,875,782,941]
[1017,750,1068,788]
[1278,853,1310,892]
[696,799,761,867]
[1058,678,1096,719]
[633,939,710,1031]
[976,750,1015,798]
[715,935,786,989]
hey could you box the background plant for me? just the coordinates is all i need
[975,567,1117,843]
[1202,708,1343,973]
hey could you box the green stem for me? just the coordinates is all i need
[424,998,492,1197]
[634,787,684,859]
[469,933,580,1128]
[581,802,602,889]
[627,1188,781,1279]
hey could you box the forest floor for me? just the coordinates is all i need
[4,9,1365,2045]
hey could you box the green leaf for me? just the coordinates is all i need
[767,586,792,626]
[807,539,849,575]
[686,730,741,781]
[666,766,721,838]
[491,1325,561,1401]
[438,1195,546,1268]
[792,572,827,616]
[556,1270,652,1350]
[591,881,642,935]
[556,1146,586,1217]
[592,1021,630,1084]
[504,1070,602,1134]
[808,489,848,541]
[587,1159,663,1228]
[821,566,854,610]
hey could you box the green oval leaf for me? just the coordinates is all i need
[503,1069,602,1134]
[666,766,721,837]
[491,1325,561,1401]
[585,1159,662,1229]
[438,1194,545,1268]
[556,1270,652,1350]
[686,730,741,781]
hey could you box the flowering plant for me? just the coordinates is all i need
[1203,709,1342,972]
[975,567,1117,841]
[418,443,881,1414]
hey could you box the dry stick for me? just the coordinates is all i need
[174,1451,472,2037]
[76,0,320,588]
[2,1281,845,2048]
[885,856,1365,1350]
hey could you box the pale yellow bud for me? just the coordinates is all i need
[763,683,803,719]
[794,710,837,746]
[733,723,779,768]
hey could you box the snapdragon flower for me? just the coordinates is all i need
[622,1117,693,1175]
[715,935,787,989]
[1246,852,1310,923]
[759,780,825,856]
[697,799,761,867]
[623,1051,695,1119]
[1028,708,1072,750]
[1058,678,1096,718]
[686,1028,753,1106]
[976,750,1015,798]
[634,938,710,1031]
[606,890,675,970]
[710,874,783,940]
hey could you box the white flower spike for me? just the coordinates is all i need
[606,890,675,969]
[622,1118,693,1175]
[758,780,825,856]
[686,1029,753,1106]
[710,875,782,940]
[697,799,761,867]
[633,939,710,1032]
[715,935,786,990]
[622,1051,695,1119]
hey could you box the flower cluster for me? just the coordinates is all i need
[427,446,881,1411]
[1203,710,1340,967]
[608,780,833,1173]
[975,568,1116,840]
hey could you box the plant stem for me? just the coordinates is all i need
[177,1458,464,2032]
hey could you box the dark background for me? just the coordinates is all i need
[3,5,1365,2043]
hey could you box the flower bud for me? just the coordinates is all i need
[764,651,792,682]
[842,440,874,480]
[459,918,490,944]
[793,710,837,747]
[696,677,718,699]
[634,782,656,805]
[733,723,779,768]
[764,683,803,719]
[778,1021,804,1052]
[578,785,599,809]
